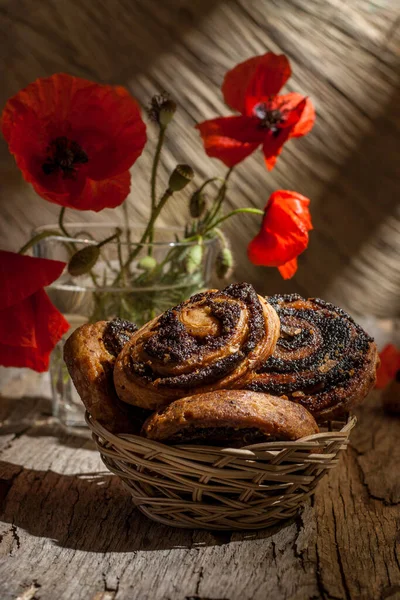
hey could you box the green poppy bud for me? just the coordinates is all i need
[68,245,100,276]
[138,255,157,271]
[185,244,203,275]
[189,191,206,218]
[215,247,234,279]
[168,164,194,192]
[159,99,177,127]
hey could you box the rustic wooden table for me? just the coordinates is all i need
[0,369,398,600]
[1,1,399,597]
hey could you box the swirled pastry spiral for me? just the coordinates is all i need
[245,294,379,422]
[141,390,319,446]
[113,283,280,410]
[64,318,150,432]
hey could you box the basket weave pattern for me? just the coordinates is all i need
[87,413,356,530]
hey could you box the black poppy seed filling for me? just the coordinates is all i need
[143,297,241,362]
[249,295,373,396]
[264,308,353,373]
[132,282,265,386]
[158,352,244,388]
[103,318,138,357]
[224,282,265,353]
[144,309,197,362]
[165,426,272,445]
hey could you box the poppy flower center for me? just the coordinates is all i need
[42,136,88,179]
[254,103,285,136]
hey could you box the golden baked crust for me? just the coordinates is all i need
[245,294,379,422]
[114,283,280,410]
[63,318,148,433]
[141,390,319,445]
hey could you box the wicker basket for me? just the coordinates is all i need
[86,412,357,530]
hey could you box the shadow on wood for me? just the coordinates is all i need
[0,459,290,552]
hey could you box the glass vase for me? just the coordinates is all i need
[34,224,218,427]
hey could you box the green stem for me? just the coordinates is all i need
[194,176,223,196]
[97,228,121,248]
[207,207,264,231]
[18,230,63,255]
[151,126,166,211]
[122,202,131,246]
[58,207,70,237]
[204,166,234,227]
[117,238,126,285]
[115,187,174,285]
[148,126,166,254]
[214,227,229,248]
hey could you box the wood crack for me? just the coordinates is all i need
[293,512,307,574]
[195,566,204,597]
[65,487,80,543]
[10,523,20,551]
[102,571,120,596]
[351,446,400,506]
[331,502,351,600]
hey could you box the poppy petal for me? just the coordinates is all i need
[0,251,66,310]
[272,190,313,232]
[1,74,146,211]
[278,258,298,279]
[0,294,37,348]
[222,53,291,114]
[278,93,316,138]
[72,86,147,179]
[79,171,131,210]
[376,344,400,389]
[262,97,307,170]
[0,289,69,372]
[196,117,262,167]
[247,190,312,279]
[262,131,290,171]
[30,170,131,211]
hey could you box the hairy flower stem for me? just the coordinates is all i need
[18,230,62,254]
[148,126,166,254]
[209,207,264,231]
[58,207,70,238]
[192,176,223,197]
[97,229,122,248]
[203,166,234,228]
[115,187,174,285]
[122,202,131,245]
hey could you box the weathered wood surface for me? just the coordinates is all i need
[0,0,399,316]
[0,368,399,600]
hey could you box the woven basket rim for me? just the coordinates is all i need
[85,411,357,458]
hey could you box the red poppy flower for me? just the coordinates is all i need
[1,74,147,211]
[0,251,70,372]
[375,344,400,389]
[196,53,315,170]
[247,190,312,279]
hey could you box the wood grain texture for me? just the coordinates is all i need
[0,0,399,317]
[0,369,399,600]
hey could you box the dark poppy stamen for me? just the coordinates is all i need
[42,136,88,179]
[254,102,285,136]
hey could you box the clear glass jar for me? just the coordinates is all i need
[34,224,219,427]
